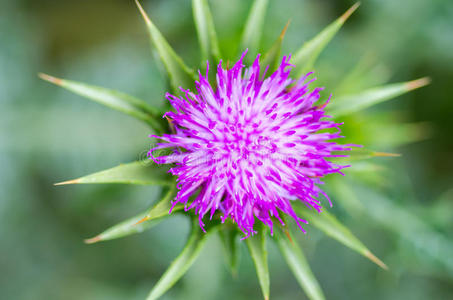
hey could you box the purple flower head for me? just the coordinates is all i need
[149,51,351,238]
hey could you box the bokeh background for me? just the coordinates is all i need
[1,0,452,299]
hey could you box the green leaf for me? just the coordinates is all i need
[54,161,171,186]
[135,0,196,93]
[239,0,269,59]
[357,186,453,278]
[261,21,290,72]
[329,178,365,217]
[85,212,153,244]
[38,73,164,132]
[292,3,359,77]
[380,122,431,147]
[328,77,430,117]
[276,229,325,300]
[146,220,215,300]
[218,225,240,276]
[85,187,179,244]
[294,204,387,269]
[245,224,270,300]
[346,162,386,184]
[333,54,391,96]
[192,0,221,63]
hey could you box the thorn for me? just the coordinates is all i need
[279,20,291,40]
[286,84,298,92]
[316,102,328,110]
[38,73,63,85]
[406,77,431,90]
[372,151,401,157]
[340,2,360,23]
[284,229,294,245]
[54,178,80,186]
[135,0,151,26]
[134,215,150,225]
[84,236,101,244]
[365,250,388,270]
[165,115,176,133]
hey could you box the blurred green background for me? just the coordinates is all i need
[1,0,453,299]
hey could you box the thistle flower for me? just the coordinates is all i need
[150,51,350,237]
[42,1,430,299]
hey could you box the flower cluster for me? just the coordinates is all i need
[149,51,350,237]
